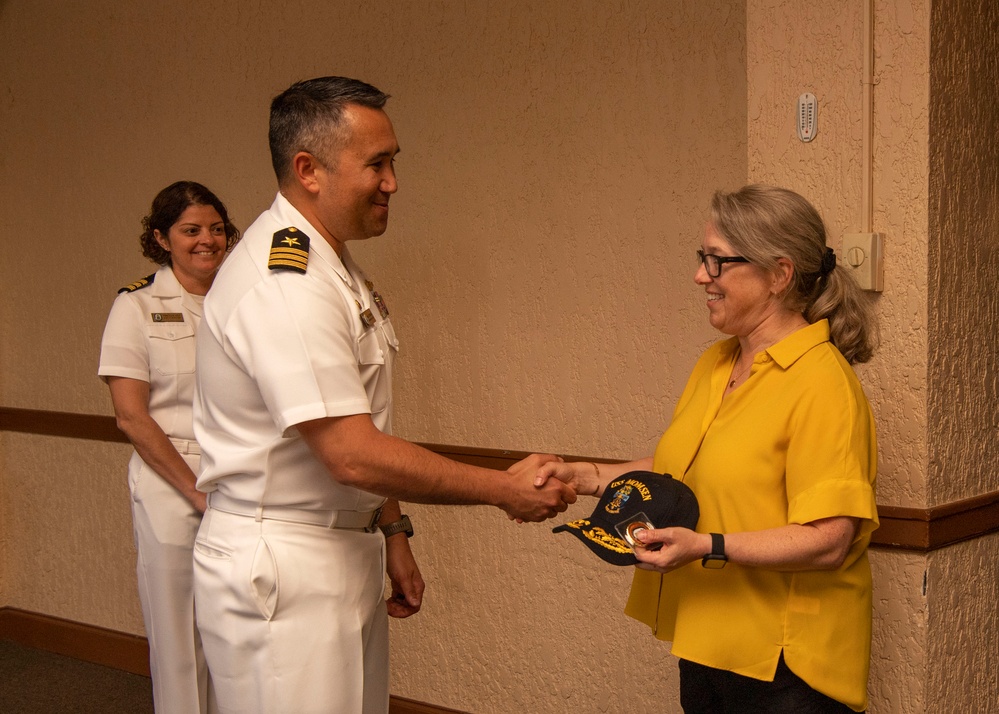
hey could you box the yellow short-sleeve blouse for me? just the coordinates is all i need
[624,320,878,712]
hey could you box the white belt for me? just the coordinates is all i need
[207,491,382,531]
[169,437,201,455]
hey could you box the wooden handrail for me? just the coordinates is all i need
[3,406,998,552]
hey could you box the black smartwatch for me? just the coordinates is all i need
[379,515,414,539]
[701,532,727,569]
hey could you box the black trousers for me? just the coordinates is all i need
[679,653,860,714]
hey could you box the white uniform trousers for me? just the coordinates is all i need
[193,506,390,714]
[128,450,215,714]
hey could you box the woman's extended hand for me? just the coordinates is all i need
[532,460,602,497]
[508,452,564,480]
[533,457,656,498]
[631,527,711,573]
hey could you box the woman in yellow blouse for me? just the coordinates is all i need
[539,185,878,713]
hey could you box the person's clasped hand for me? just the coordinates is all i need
[504,453,575,522]
[631,526,708,573]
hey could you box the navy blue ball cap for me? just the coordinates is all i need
[552,471,699,566]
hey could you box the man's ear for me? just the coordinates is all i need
[291,151,323,195]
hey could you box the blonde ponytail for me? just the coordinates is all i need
[711,185,878,364]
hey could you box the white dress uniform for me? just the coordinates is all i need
[192,192,399,714]
[98,263,214,714]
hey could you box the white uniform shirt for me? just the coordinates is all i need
[98,264,203,441]
[194,192,398,513]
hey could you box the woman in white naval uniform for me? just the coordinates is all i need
[98,181,240,714]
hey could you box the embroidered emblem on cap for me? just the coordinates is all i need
[117,272,157,294]
[605,484,633,515]
[268,227,310,273]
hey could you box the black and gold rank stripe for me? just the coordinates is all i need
[268,227,310,273]
[117,272,157,294]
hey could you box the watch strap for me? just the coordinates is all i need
[379,515,414,539]
[710,532,724,557]
[701,532,727,568]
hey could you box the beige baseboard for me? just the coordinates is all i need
[0,607,467,714]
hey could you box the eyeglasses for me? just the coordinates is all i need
[697,250,750,278]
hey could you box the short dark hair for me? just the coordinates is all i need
[268,76,390,185]
[139,181,240,265]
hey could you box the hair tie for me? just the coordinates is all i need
[820,247,836,277]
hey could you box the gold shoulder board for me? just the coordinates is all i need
[117,272,157,294]
[268,227,310,274]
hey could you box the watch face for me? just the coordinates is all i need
[702,555,727,569]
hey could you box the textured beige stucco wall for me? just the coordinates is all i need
[747,0,930,508]
[362,4,748,712]
[368,1,747,460]
[926,0,999,504]
[1,435,143,631]
[0,0,275,625]
[748,1,999,712]
[0,431,7,605]
[2,1,994,712]
[926,536,999,710]
[869,550,928,712]
[746,1,934,712]
[923,0,999,710]
[0,2,743,713]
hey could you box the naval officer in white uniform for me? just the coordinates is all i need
[99,181,240,714]
[192,76,576,714]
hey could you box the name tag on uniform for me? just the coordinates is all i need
[151,313,184,323]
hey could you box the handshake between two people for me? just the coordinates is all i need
[512,455,705,574]
[504,453,605,522]
[504,453,610,522]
